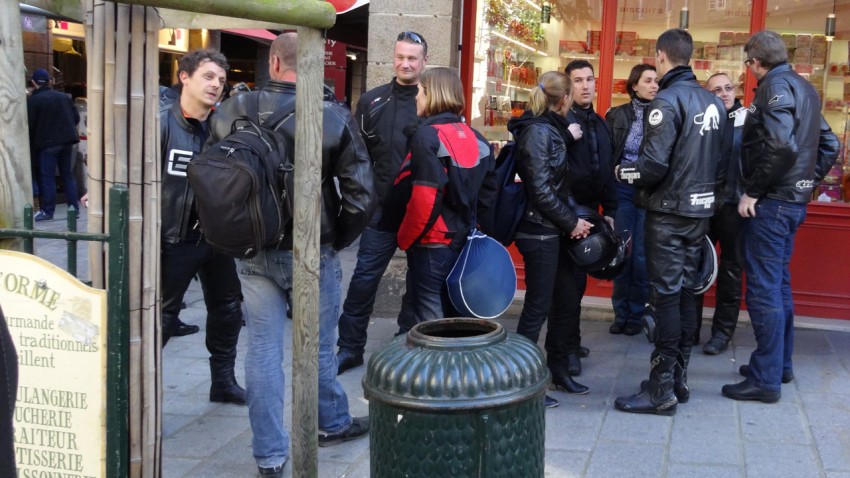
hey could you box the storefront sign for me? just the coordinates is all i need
[1,250,107,478]
[324,39,348,101]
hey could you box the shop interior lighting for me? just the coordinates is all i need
[541,1,552,24]
[679,6,689,31]
[491,31,549,56]
[826,13,836,41]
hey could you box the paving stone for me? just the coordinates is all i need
[585,442,665,478]
[667,463,743,478]
[162,416,250,459]
[544,449,590,477]
[739,401,811,445]
[598,409,672,444]
[670,413,740,465]
[743,442,821,478]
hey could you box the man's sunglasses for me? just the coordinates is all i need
[398,31,425,45]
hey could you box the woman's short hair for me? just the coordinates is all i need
[529,71,571,116]
[419,67,464,116]
[745,31,788,69]
[626,64,656,99]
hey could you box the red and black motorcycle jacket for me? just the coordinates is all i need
[380,112,496,251]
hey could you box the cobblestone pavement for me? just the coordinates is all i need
[33,204,850,478]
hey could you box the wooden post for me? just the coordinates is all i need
[0,2,34,250]
[291,26,325,478]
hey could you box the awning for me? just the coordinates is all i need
[329,0,369,14]
[221,29,277,44]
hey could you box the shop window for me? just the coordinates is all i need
[612,0,751,109]
[766,0,850,205]
[470,0,603,153]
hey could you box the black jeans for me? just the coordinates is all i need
[0,305,17,477]
[515,232,582,363]
[161,241,243,359]
[644,212,709,360]
[695,202,743,340]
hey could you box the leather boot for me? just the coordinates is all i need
[209,357,246,405]
[615,354,678,416]
[548,361,589,395]
[674,346,691,403]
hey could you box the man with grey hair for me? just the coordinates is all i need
[723,30,839,403]
[211,33,375,477]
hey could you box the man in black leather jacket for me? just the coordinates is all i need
[210,33,374,477]
[336,32,426,375]
[615,29,725,416]
[722,31,840,404]
[696,73,748,355]
[561,59,618,374]
[159,50,247,406]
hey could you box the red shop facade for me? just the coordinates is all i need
[459,0,850,321]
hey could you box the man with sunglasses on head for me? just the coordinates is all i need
[336,31,428,375]
[692,73,747,355]
[723,31,839,404]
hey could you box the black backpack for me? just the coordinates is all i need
[187,96,295,258]
[483,142,527,246]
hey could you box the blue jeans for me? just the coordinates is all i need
[238,246,351,468]
[38,144,79,215]
[337,225,399,353]
[397,245,460,331]
[741,198,805,392]
[611,183,648,326]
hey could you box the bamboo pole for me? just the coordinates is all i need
[103,1,116,214]
[143,6,162,476]
[117,3,145,477]
[0,0,33,250]
[88,0,106,288]
[291,26,325,478]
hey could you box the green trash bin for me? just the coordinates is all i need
[363,318,549,478]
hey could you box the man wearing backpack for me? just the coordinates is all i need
[336,31,427,375]
[210,33,374,477]
[159,50,247,406]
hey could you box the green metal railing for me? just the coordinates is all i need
[0,185,130,478]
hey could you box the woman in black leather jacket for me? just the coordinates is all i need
[605,64,657,336]
[507,71,593,408]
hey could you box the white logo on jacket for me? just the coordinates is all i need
[619,167,641,184]
[693,104,721,136]
[796,179,814,190]
[689,192,715,209]
[167,149,193,177]
[648,109,663,126]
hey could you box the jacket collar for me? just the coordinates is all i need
[758,62,791,86]
[263,79,338,102]
[31,85,51,95]
[658,65,696,90]
[391,78,419,97]
[420,111,463,127]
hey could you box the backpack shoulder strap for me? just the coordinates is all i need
[258,92,297,130]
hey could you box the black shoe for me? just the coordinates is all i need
[209,359,247,405]
[579,346,590,358]
[703,335,729,355]
[609,322,625,334]
[337,349,364,375]
[722,379,781,403]
[318,416,369,447]
[34,210,53,221]
[616,354,678,416]
[210,381,246,405]
[567,353,582,376]
[258,461,286,477]
[174,321,200,337]
[738,364,794,384]
[551,375,589,395]
[545,394,560,408]
[622,323,642,336]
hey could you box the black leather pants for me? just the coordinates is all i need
[644,212,709,360]
[161,241,243,360]
[695,203,744,340]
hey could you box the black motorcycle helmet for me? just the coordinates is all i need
[567,205,630,276]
